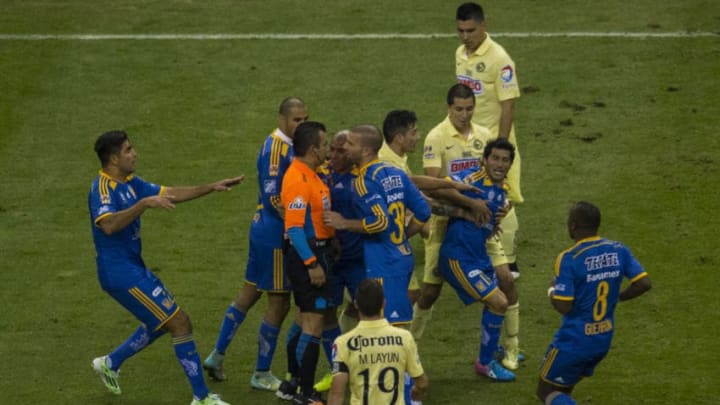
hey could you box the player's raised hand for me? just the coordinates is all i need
[212,175,245,191]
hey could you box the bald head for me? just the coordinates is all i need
[278,97,306,115]
[350,124,383,153]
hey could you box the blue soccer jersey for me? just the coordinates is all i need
[319,165,363,262]
[245,129,294,291]
[88,171,163,288]
[440,167,508,267]
[353,160,431,279]
[353,160,430,323]
[438,167,508,304]
[551,236,648,352]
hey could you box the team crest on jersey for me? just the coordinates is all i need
[269,164,279,176]
[487,190,495,201]
[500,65,514,83]
[162,298,174,310]
[100,194,111,205]
[475,62,486,72]
[473,139,484,151]
[288,196,306,210]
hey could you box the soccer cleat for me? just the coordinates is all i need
[474,359,516,381]
[495,345,526,363]
[190,392,230,405]
[313,372,333,392]
[292,391,325,405]
[502,345,521,370]
[203,351,226,381]
[276,377,300,400]
[92,356,121,395]
[250,370,282,391]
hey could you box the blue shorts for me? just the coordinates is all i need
[438,256,499,305]
[244,228,289,293]
[104,268,180,332]
[331,257,365,305]
[539,343,608,388]
[375,273,412,325]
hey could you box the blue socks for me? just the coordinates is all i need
[256,320,280,371]
[107,325,164,371]
[214,305,246,354]
[173,334,209,400]
[549,392,577,405]
[479,307,505,365]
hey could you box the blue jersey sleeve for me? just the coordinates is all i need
[553,253,576,302]
[353,176,389,234]
[128,176,162,199]
[257,136,293,216]
[620,243,647,282]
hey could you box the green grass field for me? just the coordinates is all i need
[1,1,719,403]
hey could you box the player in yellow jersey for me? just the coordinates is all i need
[328,279,428,405]
[411,83,523,370]
[456,2,523,281]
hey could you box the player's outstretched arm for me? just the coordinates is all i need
[97,195,176,235]
[165,175,245,203]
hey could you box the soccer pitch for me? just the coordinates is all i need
[1,1,718,403]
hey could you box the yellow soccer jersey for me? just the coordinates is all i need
[379,142,412,175]
[422,116,493,177]
[455,34,520,134]
[332,318,424,405]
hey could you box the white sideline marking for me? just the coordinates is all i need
[0,32,717,40]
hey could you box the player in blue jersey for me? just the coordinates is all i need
[89,130,243,405]
[204,97,309,392]
[438,137,518,382]
[537,202,651,405]
[324,124,432,327]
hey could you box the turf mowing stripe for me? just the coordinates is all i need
[0,32,717,40]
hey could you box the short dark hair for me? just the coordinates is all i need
[457,2,484,22]
[483,137,516,162]
[571,201,601,233]
[447,83,476,106]
[278,96,306,115]
[382,110,417,144]
[350,124,383,153]
[355,279,384,317]
[293,121,326,156]
[94,130,128,166]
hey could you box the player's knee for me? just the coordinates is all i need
[164,309,192,336]
[418,284,441,308]
[266,293,291,324]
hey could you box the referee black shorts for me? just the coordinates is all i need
[285,238,337,313]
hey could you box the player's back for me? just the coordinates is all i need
[553,236,646,351]
[355,162,430,276]
[335,320,418,405]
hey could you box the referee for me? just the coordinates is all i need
[281,121,336,404]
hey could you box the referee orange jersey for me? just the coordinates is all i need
[281,158,334,252]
